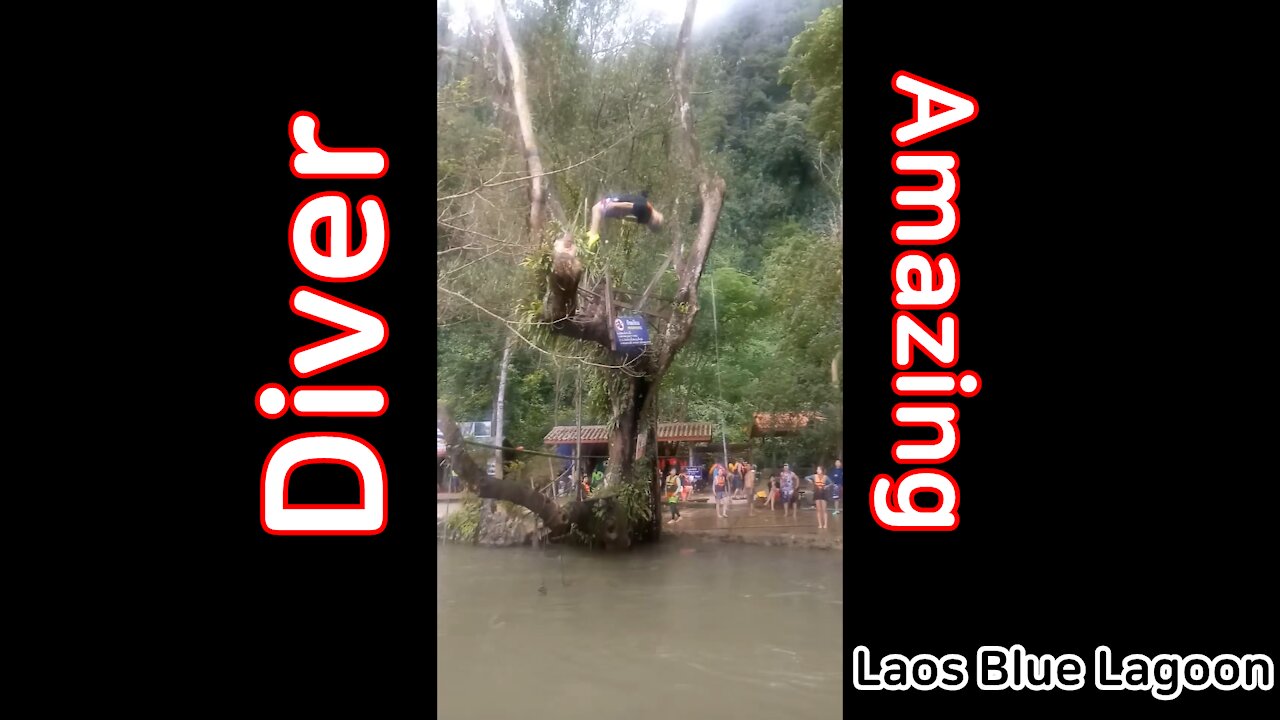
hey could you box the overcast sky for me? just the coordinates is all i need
[444,0,734,35]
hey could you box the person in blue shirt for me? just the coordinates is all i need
[830,459,844,515]
[778,463,799,518]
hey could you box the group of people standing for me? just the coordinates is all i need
[662,458,844,530]
[709,460,756,517]
[554,461,607,498]
[759,462,800,516]
[757,460,844,528]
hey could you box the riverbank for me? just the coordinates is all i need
[438,493,844,550]
[662,502,843,550]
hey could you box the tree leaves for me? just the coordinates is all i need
[780,4,842,152]
[438,0,843,466]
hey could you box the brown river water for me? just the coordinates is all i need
[437,539,843,719]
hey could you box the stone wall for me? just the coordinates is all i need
[665,526,843,550]
[439,499,545,547]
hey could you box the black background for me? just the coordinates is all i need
[80,49,1276,709]
[849,55,1277,712]
[131,73,436,630]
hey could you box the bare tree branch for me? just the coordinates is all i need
[496,0,553,236]
[652,0,728,378]
[591,39,654,56]
[436,221,513,246]
[669,0,701,170]
[435,134,631,202]
[437,244,483,256]
[440,246,508,276]
[436,284,646,374]
[439,403,586,538]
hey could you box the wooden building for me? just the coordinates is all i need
[543,421,714,476]
[748,411,827,471]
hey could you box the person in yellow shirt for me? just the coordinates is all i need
[665,467,682,523]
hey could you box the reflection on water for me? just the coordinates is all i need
[438,539,843,719]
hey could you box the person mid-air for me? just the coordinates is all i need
[586,191,664,247]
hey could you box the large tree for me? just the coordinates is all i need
[439,0,726,549]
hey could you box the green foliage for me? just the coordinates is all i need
[436,78,507,195]
[589,461,654,532]
[437,325,504,421]
[438,0,843,483]
[444,493,482,543]
[761,221,842,373]
[755,419,841,470]
[622,458,656,527]
[780,5,843,151]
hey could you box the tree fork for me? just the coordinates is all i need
[481,0,726,547]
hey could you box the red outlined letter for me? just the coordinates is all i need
[892,370,983,397]
[891,403,959,463]
[289,287,388,378]
[255,384,389,417]
[892,152,959,245]
[289,192,389,282]
[870,468,960,531]
[290,386,389,417]
[892,71,979,147]
[893,311,957,369]
[289,111,388,179]
[256,383,289,419]
[261,432,388,535]
[892,251,958,309]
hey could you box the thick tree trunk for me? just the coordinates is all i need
[597,375,648,550]
[608,376,662,473]
[606,404,635,487]
[603,374,662,545]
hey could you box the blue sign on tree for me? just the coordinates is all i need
[613,315,650,347]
